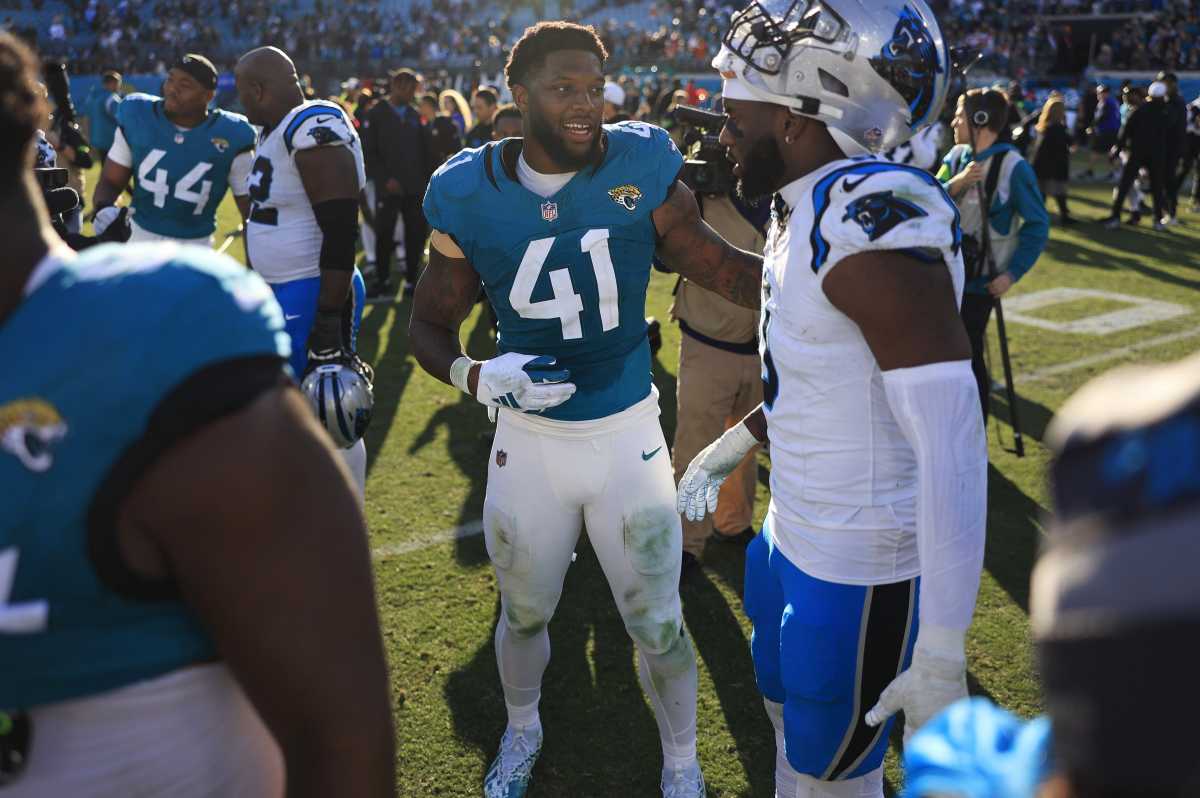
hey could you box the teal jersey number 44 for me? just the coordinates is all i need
[423,122,684,421]
[117,94,256,239]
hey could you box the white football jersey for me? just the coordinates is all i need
[246,100,366,284]
[761,157,964,585]
[883,122,945,172]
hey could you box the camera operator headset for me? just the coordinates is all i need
[667,103,770,573]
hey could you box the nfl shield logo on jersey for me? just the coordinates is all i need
[540,202,558,222]
[496,450,508,468]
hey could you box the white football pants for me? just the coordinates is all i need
[13,664,282,797]
[484,390,699,763]
[127,219,213,247]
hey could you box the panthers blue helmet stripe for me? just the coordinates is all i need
[331,374,353,442]
[283,103,345,153]
[809,161,961,273]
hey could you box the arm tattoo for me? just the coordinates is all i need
[408,244,483,385]
[654,182,762,309]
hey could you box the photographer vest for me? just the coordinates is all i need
[670,194,764,349]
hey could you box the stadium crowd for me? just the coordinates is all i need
[6,0,1197,77]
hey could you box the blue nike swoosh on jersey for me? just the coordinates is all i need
[843,175,871,192]
[642,447,662,461]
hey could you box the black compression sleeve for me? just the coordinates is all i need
[313,197,359,272]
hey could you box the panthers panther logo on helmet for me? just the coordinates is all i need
[842,190,928,242]
[871,5,944,130]
[0,399,68,473]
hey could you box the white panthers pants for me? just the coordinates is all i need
[127,219,213,247]
[484,390,699,761]
[12,663,282,797]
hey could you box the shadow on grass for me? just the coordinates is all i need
[981,463,1046,615]
[1046,232,1200,290]
[359,295,415,477]
[407,309,498,567]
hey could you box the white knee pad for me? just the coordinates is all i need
[775,769,883,798]
[765,701,882,798]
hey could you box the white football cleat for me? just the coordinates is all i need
[662,761,706,798]
[483,725,542,798]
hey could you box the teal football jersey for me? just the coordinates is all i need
[423,122,684,421]
[117,94,256,239]
[0,244,290,709]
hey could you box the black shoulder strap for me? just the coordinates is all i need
[984,149,1006,206]
[978,150,1008,276]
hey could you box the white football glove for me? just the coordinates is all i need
[93,205,122,236]
[675,421,759,522]
[864,626,968,741]
[451,353,576,413]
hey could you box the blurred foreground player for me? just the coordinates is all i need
[0,33,394,797]
[905,354,1200,797]
[409,21,762,798]
[678,2,986,796]
[236,46,373,495]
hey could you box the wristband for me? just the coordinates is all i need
[450,356,475,395]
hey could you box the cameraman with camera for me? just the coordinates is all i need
[938,88,1049,420]
[669,104,769,576]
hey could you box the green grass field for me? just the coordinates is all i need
[88,175,1200,796]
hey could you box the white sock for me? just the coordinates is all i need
[494,612,549,732]
[636,632,698,772]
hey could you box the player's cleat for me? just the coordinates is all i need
[367,278,395,300]
[661,762,706,798]
[484,725,542,798]
[1154,220,1167,232]
[1100,216,1120,230]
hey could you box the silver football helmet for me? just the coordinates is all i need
[300,357,375,449]
[712,0,951,155]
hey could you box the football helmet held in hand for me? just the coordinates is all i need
[300,353,375,449]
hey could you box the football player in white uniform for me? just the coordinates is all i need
[235,47,371,495]
[676,3,987,797]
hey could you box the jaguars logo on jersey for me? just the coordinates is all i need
[842,190,928,242]
[211,137,229,153]
[608,184,643,212]
[870,5,943,128]
[0,399,67,473]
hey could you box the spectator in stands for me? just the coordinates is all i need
[419,91,462,166]
[465,86,497,148]
[1033,95,1075,225]
[361,67,431,298]
[1160,71,1189,222]
[939,89,1050,420]
[438,88,471,137]
[602,81,628,123]
[86,69,121,164]
[491,102,521,140]
[1102,81,1170,231]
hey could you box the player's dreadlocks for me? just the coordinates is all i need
[504,21,608,88]
[0,33,43,184]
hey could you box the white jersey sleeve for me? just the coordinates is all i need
[228,150,254,197]
[107,127,132,168]
[288,109,355,152]
[813,164,964,301]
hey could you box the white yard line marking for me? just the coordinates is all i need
[374,324,1200,559]
[1015,325,1200,384]
[1003,288,1190,335]
[372,520,484,559]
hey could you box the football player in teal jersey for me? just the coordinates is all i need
[409,21,761,798]
[91,54,256,245]
[0,33,394,797]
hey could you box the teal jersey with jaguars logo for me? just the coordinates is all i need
[117,94,256,238]
[0,243,290,709]
[423,122,683,421]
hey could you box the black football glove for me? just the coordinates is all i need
[303,309,348,377]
